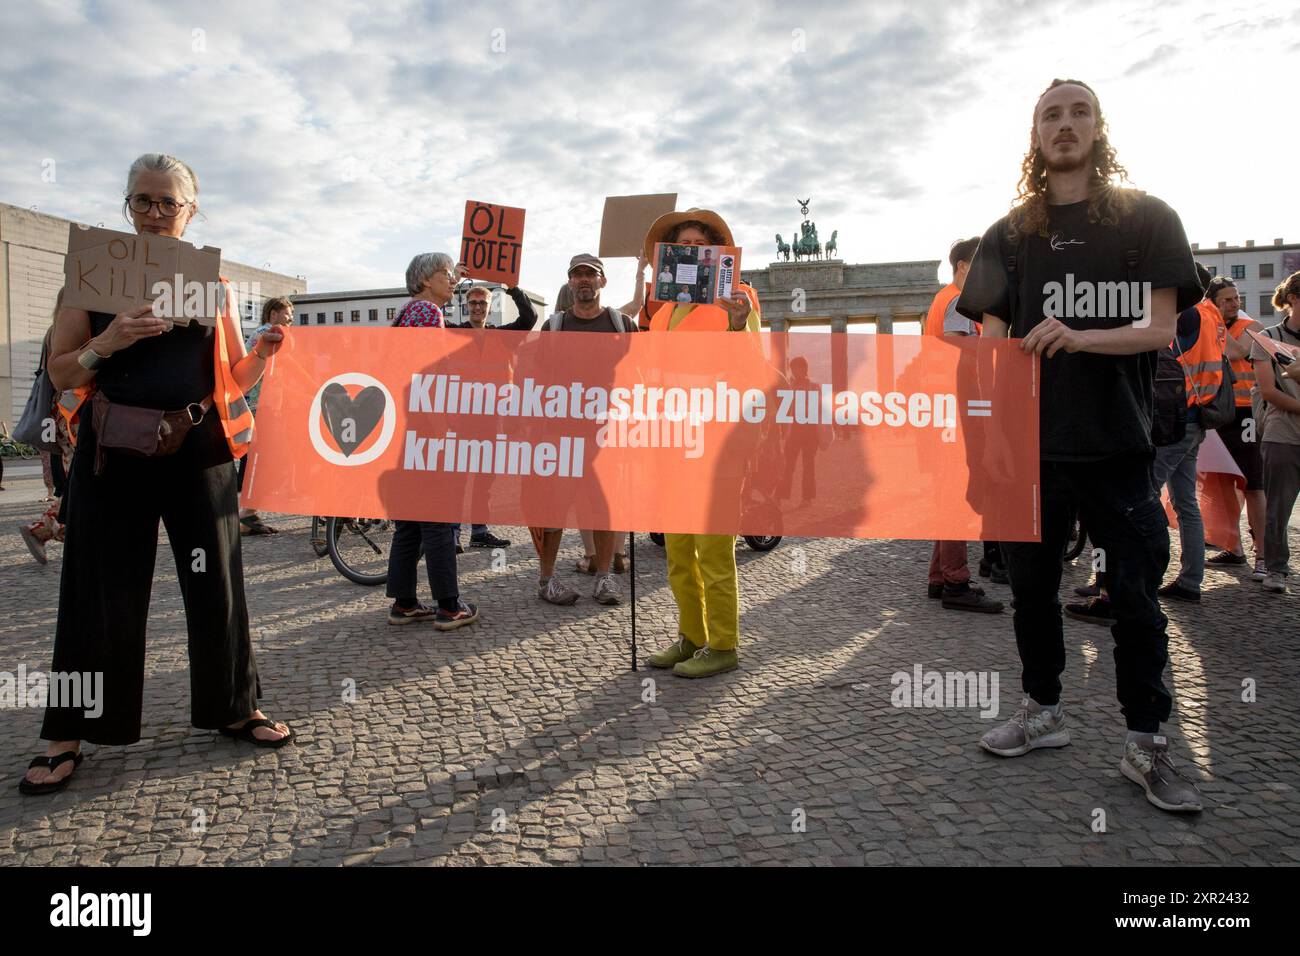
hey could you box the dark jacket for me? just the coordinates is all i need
[447,286,538,331]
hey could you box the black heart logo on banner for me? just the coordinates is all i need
[320,383,386,456]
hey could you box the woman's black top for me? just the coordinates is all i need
[89,311,215,409]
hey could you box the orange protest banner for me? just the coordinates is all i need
[242,330,1041,541]
[459,200,525,285]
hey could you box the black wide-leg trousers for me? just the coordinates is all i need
[40,413,260,745]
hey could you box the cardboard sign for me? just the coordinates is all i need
[243,330,1040,541]
[650,242,742,307]
[599,193,677,258]
[1247,327,1298,366]
[460,201,525,286]
[62,224,221,326]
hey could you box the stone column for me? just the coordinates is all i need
[876,308,893,334]
[831,315,848,334]
[768,314,787,333]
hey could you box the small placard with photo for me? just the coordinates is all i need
[651,242,741,307]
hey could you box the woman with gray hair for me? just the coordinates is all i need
[19,152,291,796]
[384,252,480,628]
[391,252,456,327]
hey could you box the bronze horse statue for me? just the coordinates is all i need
[774,234,791,261]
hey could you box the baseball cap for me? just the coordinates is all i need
[567,253,605,277]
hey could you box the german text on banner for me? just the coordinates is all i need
[242,330,1040,541]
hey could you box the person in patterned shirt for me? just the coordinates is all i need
[384,252,479,630]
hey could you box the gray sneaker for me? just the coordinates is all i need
[979,696,1070,757]
[538,576,579,606]
[1262,572,1287,593]
[1120,733,1203,813]
[593,573,622,606]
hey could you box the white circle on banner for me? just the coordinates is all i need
[307,372,396,467]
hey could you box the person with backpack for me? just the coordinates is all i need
[19,152,293,797]
[530,253,632,608]
[1250,270,1300,593]
[956,79,1204,813]
[1146,263,1232,602]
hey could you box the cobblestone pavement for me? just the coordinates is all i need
[1,470,1298,866]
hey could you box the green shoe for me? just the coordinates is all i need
[647,635,699,669]
[672,646,738,679]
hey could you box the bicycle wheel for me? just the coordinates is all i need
[327,517,392,585]
[310,517,330,557]
[18,444,38,460]
[743,535,782,552]
[1064,519,1087,562]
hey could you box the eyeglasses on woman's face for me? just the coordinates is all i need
[126,194,189,217]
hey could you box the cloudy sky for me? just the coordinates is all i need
[1,0,1293,307]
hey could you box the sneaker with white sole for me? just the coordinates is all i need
[1251,559,1267,582]
[979,696,1070,757]
[1262,572,1287,593]
[1120,733,1203,813]
[538,576,579,606]
[593,573,622,606]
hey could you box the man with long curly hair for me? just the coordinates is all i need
[957,79,1205,813]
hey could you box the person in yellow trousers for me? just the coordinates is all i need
[642,209,761,679]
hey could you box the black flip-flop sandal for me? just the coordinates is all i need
[220,718,294,748]
[19,750,83,795]
[239,516,278,536]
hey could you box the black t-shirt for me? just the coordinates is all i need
[89,311,216,409]
[957,193,1201,461]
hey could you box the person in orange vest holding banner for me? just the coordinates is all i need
[1205,276,1268,577]
[19,153,292,796]
[1146,263,1227,603]
[642,209,758,679]
[923,237,1003,613]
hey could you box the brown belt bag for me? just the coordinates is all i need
[90,390,210,475]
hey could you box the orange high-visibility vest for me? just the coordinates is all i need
[59,277,253,457]
[1178,300,1228,407]
[924,284,959,338]
[1224,319,1257,408]
[649,282,762,332]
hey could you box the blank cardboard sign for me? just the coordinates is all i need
[63,224,222,326]
[599,193,677,258]
[460,201,525,286]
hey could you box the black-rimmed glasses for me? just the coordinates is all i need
[126,194,188,217]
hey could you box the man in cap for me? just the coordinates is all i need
[530,254,635,608]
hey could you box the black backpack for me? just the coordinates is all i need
[544,307,636,333]
[1152,340,1188,447]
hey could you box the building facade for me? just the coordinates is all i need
[0,202,305,429]
[291,284,547,329]
[1190,237,1297,322]
[740,258,942,334]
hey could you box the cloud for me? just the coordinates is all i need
[0,0,1287,303]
